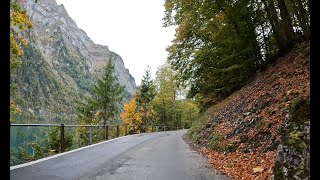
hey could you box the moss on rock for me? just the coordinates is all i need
[272,97,310,180]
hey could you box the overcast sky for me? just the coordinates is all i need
[55,0,176,86]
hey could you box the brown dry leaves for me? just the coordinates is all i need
[195,42,310,180]
[200,147,276,180]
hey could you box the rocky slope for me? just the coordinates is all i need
[187,41,310,179]
[12,0,136,122]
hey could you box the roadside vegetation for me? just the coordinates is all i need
[163,0,309,179]
[10,0,309,179]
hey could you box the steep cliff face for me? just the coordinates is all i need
[12,0,136,122]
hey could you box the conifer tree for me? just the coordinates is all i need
[136,67,157,127]
[77,60,125,126]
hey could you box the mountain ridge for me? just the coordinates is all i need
[12,0,136,123]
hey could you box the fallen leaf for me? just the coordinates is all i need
[252,167,264,173]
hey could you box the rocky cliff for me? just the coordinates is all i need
[12,0,136,123]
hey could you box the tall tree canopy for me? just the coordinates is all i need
[163,0,309,109]
[152,64,178,127]
[155,63,178,102]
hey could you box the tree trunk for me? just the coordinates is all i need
[104,109,109,140]
[277,0,295,50]
[306,0,310,17]
[289,0,304,30]
[262,0,284,52]
[104,109,107,126]
[268,0,281,35]
[294,0,310,39]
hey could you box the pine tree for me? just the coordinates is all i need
[77,60,125,126]
[136,67,157,127]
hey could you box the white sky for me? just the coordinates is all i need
[55,0,176,86]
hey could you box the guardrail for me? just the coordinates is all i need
[10,123,182,153]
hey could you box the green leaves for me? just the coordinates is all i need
[135,67,157,127]
[163,0,272,109]
[76,60,125,125]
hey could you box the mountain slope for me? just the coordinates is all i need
[187,41,310,179]
[12,0,136,123]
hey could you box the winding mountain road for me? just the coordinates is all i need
[10,130,232,180]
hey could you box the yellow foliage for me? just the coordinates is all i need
[94,111,101,117]
[10,101,21,124]
[121,98,142,127]
[10,0,33,123]
[10,0,32,68]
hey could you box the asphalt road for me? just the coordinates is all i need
[10,130,232,180]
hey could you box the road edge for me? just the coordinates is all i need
[10,133,145,170]
[182,133,234,179]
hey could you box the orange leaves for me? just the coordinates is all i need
[10,101,21,123]
[10,101,16,111]
[191,42,310,179]
[10,101,21,113]
[199,147,276,180]
[121,98,142,126]
[214,121,233,136]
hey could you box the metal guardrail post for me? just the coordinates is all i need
[89,127,92,145]
[164,126,166,131]
[105,125,109,140]
[116,125,119,137]
[60,123,65,152]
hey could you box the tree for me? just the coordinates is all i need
[179,100,199,128]
[136,67,157,128]
[164,0,263,109]
[288,0,309,39]
[10,0,33,123]
[154,64,179,126]
[120,98,142,134]
[163,0,309,110]
[155,63,177,101]
[277,0,295,50]
[76,60,125,127]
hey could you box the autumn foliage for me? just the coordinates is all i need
[187,41,310,180]
[121,98,142,133]
[199,147,276,180]
[10,0,33,123]
[10,0,33,68]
